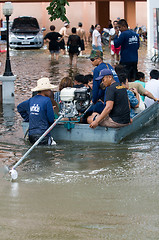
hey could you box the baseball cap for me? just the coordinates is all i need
[90,50,103,60]
[96,69,113,80]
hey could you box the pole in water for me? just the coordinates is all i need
[8,114,64,181]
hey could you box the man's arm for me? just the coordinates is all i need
[131,88,140,108]
[17,99,30,122]
[92,68,101,104]
[46,100,54,125]
[127,90,139,108]
[107,63,119,83]
[144,90,159,102]
[67,36,71,47]
[57,33,63,42]
[89,101,114,128]
[114,32,124,48]
[129,82,159,102]
[43,33,50,43]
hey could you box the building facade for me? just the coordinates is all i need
[0,1,147,36]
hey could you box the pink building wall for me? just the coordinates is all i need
[110,2,124,21]
[110,2,147,28]
[0,1,147,35]
[136,2,147,27]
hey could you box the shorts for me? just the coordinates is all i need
[50,50,60,54]
[99,115,129,128]
[68,46,80,56]
[111,44,121,55]
[69,51,79,57]
[120,62,138,82]
[81,39,85,51]
[81,101,105,123]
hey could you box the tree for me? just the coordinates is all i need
[47,0,69,23]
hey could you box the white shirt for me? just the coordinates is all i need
[144,79,159,107]
[92,29,102,46]
[109,28,121,45]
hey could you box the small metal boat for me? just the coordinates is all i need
[22,102,159,144]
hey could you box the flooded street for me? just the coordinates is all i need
[0,44,159,239]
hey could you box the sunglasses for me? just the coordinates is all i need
[90,58,97,62]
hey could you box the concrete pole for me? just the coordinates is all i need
[0,75,16,104]
[124,0,136,29]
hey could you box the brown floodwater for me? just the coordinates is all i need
[0,43,159,240]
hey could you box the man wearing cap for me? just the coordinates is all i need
[59,22,70,55]
[90,50,119,112]
[17,78,56,145]
[81,50,119,124]
[88,69,130,128]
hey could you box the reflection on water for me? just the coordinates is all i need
[10,182,19,198]
[0,45,159,239]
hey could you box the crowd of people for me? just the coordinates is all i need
[43,18,145,68]
[44,21,87,66]
[17,19,159,145]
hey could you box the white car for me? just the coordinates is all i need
[9,16,45,49]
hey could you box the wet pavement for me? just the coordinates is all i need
[0,43,159,240]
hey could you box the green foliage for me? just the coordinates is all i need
[47,0,69,23]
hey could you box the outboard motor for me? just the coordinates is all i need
[60,87,90,118]
[74,87,90,113]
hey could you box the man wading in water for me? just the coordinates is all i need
[17,78,57,145]
[59,22,70,55]
[77,22,87,55]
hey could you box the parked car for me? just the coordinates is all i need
[9,16,45,49]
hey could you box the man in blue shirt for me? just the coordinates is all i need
[90,50,119,111]
[114,19,140,82]
[82,50,119,123]
[17,77,56,145]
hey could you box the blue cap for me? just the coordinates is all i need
[96,69,113,80]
